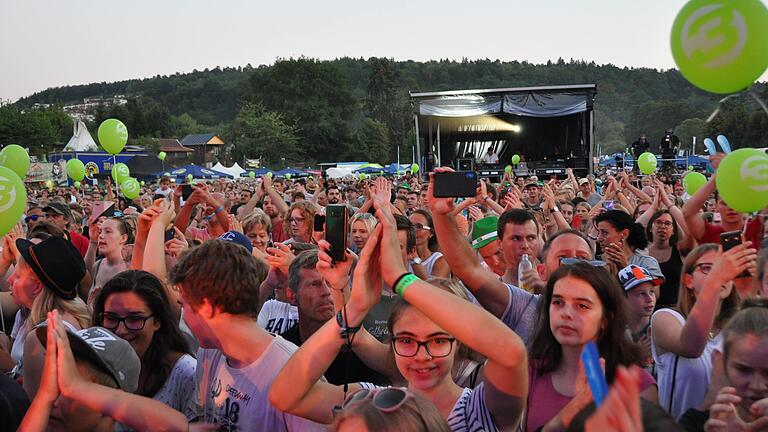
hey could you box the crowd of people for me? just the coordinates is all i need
[0,153,766,432]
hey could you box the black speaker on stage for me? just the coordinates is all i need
[457,158,475,171]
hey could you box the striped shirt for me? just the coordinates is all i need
[359,382,498,432]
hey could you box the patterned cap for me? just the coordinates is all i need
[618,264,663,292]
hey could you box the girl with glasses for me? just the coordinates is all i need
[91,270,195,418]
[651,243,755,419]
[270,201,528,431]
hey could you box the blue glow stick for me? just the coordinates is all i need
[581,341,608,406]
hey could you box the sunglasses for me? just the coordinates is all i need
[559,257,608,268]
[25,215,42,223]
[336,387,413,414]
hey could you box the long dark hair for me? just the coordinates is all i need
[594,210,648,250]
[92,270,191,397]
[529,262,642,383]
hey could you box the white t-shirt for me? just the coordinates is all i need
[651,308,721,420]
[359,382,499,432]
[190,336,325,431]
[9,311,27,377]
[257,300,298,335]
[155,354,197,419]
[154,187,173,201]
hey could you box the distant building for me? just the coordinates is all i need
[179,133,225,167]
[157,138,195,165]
[62,95,128,122]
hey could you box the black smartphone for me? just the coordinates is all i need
[164,228,175,242]
[325,205,348,262]
[181,184,193,200]
[313,214,326,232]
[433,171,478,198]
[720,230,750,277]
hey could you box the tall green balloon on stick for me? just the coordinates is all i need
[158,151,167,161]
[111,163,130,183]
[716,148,768,213]
[0,166,27,236]
[670,0,768,94]
[511,154,521,165]
[98,119,129,155]
[121,178,141,200]
[638,152,657,175]
[66,159,86,181]
[0,144,30,179]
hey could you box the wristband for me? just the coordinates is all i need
[336,310,360,339]
[213,206,224,215]
[394,273,419,296]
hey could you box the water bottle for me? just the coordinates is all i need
[518,254,533,291]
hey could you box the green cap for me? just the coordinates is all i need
[471,216,499,249]
[398,183,411,191]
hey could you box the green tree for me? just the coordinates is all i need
[250,58,356,161]
[0,105,72,157]
[673,118,707,153]
[230,102,301,166]
[625,100,705,147]
[364,58,410,160]
[350,118,391,163]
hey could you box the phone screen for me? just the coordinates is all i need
[325,205,348,262]
[433,171,478,198]
[182,184,193,200]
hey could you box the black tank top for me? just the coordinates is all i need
[657,246,683,308]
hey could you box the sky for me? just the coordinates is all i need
[1,0,766,102]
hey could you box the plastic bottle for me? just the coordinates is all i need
[518,254,533,292]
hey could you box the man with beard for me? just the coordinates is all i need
[280,250,387,385]
[231,188,253,215]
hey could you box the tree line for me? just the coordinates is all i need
[7,58,768,164]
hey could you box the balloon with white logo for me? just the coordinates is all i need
[0,166,27,236]
[716,148,768,213]
[671,0,768,94]
[111,163,130,183]
[121,178,141,200]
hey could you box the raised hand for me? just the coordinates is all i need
[584,366,643,432]
[705,243,758,289]
[705,386,768,431]
[349,224,384,313]
[266,243,296,276]
[164,227,189,258]
[371,177,391,207]
[38,311,60,404]
[316,239,355,290]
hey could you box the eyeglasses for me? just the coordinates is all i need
[413,222,431,231]
[288,217,305,224]
[559,257,608,267]
[691,263,713,275]
[653,220,674,227]
[337,388,413,414]
[391,336,456,358]
[25,215,41,223]
[99,313,154,331]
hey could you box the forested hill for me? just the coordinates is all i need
[12,58,768,164]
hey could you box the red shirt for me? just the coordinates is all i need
[271,219,288,244]
[699,217,762,249]
[69,231,90,257]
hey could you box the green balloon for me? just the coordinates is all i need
[158,151,167,161]
[511,154,521,165]
[0,167,26,236]
[285,173,292,180]
[670,0,768,94]
[45,180,54,190]
[97,119,128,155]
[74,181,81,189]
[248,171,256,178]
[121,178,140,200]
[359,173,366,180]
[504,165,513,174]
[0,145,30,179]
[637,152,657,175]
[111,163,130,183]
[187,174,193,181]
[683,172,707,195]
[688,165,695,171]
[66,158,86,181]
[716,148,768,213]
[411,164,420,174]
[163,172,170,177]
[267,172,273,178]
[140,181,145,186]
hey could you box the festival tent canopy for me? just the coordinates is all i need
[274,167,308,178]
[212,162,245,177]
[155,164,232,180]
[126,154,165,179]
[63,121,99,152]
[239,167,273,177]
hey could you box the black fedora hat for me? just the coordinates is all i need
[16,236,86,300]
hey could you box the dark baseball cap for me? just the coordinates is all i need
[42,202,72,218]
[219,230,253,253]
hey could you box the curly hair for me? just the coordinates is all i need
[169,240,268,317]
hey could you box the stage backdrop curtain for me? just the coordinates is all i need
[502,90,591,117]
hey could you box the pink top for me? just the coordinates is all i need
[187,226,211,243]
[525,365,656,431]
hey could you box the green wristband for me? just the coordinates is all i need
[395,273,419,296]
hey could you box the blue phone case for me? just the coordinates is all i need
[581,341,608,406]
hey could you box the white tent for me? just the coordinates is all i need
[63,121,99,152]
[212,162,245,177]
